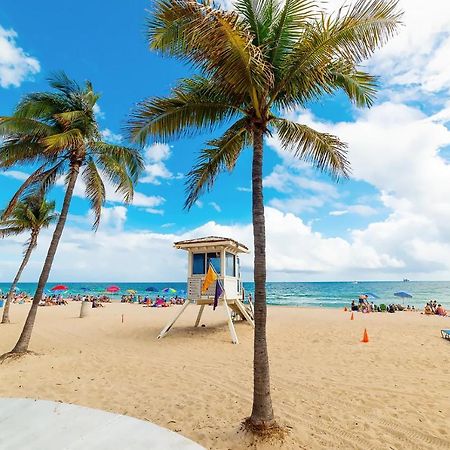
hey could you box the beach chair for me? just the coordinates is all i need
[441,330,450,341]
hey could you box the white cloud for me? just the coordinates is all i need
[0,206,415,283]
[145,143,171,163]
[329,210,348,217]
[98,206,127,231]
[141,162,173,185]
[93,104,105,120]
[237,186,251,192]
[264,164,339,213]
[0,170,29,181]
[141,143,183,185]
[0,25,40,88]
[209,201,222,213]
[100,128,122,144]
[195,200,203,208]
[330,205,378,217]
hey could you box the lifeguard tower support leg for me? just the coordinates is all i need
[223,299,239,344]
[157,300,191,339]
[194,305,205,327]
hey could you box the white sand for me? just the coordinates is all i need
[0,302,449,449]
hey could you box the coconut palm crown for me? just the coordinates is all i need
[128,0,402,431]
[0,72,143,228]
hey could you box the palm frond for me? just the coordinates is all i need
[96,154,135,204]
[0,137,50,168]
[0,117,57,138]
[235,0,279,46]
[41,129,83,153]
[128,76,243,144]
[268,0,318,71]
[274,118,350,179]
[0,225,26,238]
[24,161,67,200]
[82,159,106,230]
[331,66,378,107]
[148,0,273,110]
[1,164,48,219]
[48,71,82,96]
[14,92,73,122]
[185,118,250,209]
[275,0,401,105]
[91,142,144,184]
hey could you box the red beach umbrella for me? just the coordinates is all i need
[106,285,120,293]
[51,284,68,292]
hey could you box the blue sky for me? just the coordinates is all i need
[1,1,450,282]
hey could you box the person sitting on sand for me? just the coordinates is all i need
[423,303,433,315]
[351,300,358,312]
[435,304,448,316]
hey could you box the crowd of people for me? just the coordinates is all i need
[0,291,32,304]
[350,295,448,315]
[121,294,185,307]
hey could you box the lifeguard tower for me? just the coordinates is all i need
[157,236,254,344]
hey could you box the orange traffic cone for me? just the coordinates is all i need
[361,328,369,343]
[350,312,354,320]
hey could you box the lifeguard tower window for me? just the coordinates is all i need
[207,252,221,274]
[193,253,206,274]
[226,252,236,277]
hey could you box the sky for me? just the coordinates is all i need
[1,0,450,282]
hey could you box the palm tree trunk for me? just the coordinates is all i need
[249,126,275,428]
[9,163,80,354]
[1,232,37,324]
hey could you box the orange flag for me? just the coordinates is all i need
[201,264,217,294]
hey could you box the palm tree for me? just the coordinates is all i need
[0,73,144,356]
[0,195,58,324]
[128,0,402,432]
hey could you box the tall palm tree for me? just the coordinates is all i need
[0,195,58,324]
[0,73,144,356]
[128,0,401,431]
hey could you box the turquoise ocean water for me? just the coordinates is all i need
[1,281,449,309]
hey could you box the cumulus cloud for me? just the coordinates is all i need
[141,143,184,185]
[0,25,40,88]
[0,206,414,283]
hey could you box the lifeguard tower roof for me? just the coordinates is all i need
[174,236,249,253]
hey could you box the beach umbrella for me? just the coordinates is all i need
[106,285,120,293]
[145,287,158,292]
[162,287,177,294]
[127,289,137,294]
[364,292,380,299]
[394,291,412,298]
[80,287,89,291]
[51,284,68,292]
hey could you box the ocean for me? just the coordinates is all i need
[1,281,449,308]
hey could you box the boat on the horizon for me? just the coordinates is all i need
[403,278,410,282]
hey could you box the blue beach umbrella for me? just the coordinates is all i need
[145,287,158,292]
[394,291,412,298]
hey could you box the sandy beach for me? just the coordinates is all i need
[0,302,449,449]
